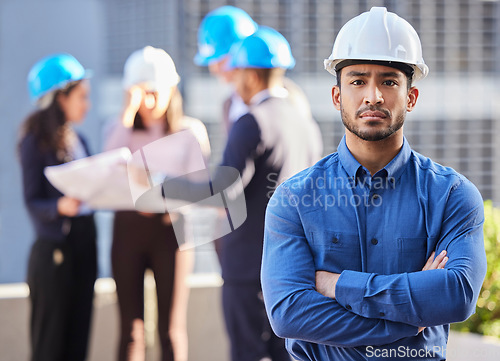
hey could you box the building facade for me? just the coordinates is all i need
[1,0,498,282]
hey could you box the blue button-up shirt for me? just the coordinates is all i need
[261,136,486,360]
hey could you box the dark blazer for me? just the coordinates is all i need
[19,132,91,242]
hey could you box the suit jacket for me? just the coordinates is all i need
[19,132,91,242]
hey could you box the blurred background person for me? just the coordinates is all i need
[174,26,323,361]
[195,5,320,138]
[194,5,257,132]
[104,46,210,361]
[18,53,97,361]
[194,5,322,270]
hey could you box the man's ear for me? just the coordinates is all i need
[332,86,341,110]
[407,86,419,112]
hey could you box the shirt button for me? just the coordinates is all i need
[379,312,385,317]
[332,237,339,244]
[371,238,378,245]
[346,304,352,310]
[372,193,380,200]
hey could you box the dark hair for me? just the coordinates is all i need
[132,86,184,134]
[19,80,81,161]
[250,68,286,87]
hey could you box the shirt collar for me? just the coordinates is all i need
[249,86,289,107]
[249,89,273,106]
[338,135,412,182]
[337,135,362,181]
[383,136,412,181]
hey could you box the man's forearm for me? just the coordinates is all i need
[263,186,420,347]
[333,240,484,327]
[263,279,420,348]
[321,182,487,327]
[315,251,448,301]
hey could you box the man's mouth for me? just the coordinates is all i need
[357,107,391,122]
[359,110,387,120]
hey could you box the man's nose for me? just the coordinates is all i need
[364,84,384,105]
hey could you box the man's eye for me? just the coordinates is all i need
[351,80,364,85]
[383,80,397,86]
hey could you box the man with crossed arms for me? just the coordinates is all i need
[261,7,487,361]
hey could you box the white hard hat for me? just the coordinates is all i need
[123,46,180,91]
[324,7,429,83]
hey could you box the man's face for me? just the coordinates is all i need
[331,63,418,142]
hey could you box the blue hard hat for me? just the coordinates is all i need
[194,6,258,66]
[27,53,88,102]
[227,26,296,69]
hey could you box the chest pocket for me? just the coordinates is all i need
[310,231,361,272]
[398,237,428,273]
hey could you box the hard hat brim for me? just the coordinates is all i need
[324,57,428,83]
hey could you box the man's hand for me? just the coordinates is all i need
[315,271,341,299]
[422,250,448,271]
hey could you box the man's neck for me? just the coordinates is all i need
[345,130,404,176]
[246,76,284,103]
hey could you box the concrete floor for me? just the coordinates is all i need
[0,275,230,361]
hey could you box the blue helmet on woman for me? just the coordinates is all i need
[227,26,296,69]
[27,53,87,106]
[194,6,258,66]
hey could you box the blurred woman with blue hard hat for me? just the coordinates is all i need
[19,53,97,361]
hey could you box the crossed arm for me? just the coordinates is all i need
[315,250,449,333]
[261,181,487,347]
[262,199,419,348]
[316,250,448,299]
[313,180,486,328]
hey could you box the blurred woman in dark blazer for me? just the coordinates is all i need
[18,53,97,361]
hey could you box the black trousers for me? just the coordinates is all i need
[27,215,97,361]
[112,211,179,361]
[222,282,291,361]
